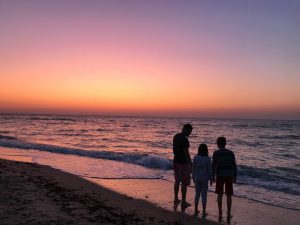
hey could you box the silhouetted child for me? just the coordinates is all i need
[192,144,213,218]
[212,137,237,224]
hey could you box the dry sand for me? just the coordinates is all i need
[0,158,218,225]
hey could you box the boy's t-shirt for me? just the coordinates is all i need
[212,148,237,178]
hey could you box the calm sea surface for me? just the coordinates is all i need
[0,114,299,210]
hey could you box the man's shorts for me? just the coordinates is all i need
[215,176,233,196]
[173,162,191,186]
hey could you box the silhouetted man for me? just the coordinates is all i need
[212,137,237,224]
[173,123,193,211]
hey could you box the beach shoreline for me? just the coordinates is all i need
[93,178,300,225]
[1,156,299,225]
[0,158,218,225]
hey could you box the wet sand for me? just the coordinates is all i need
[1,154,299,225]
[0,158,218,225]
[93,179,300,225]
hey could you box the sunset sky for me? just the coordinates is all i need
[0,0,299,119]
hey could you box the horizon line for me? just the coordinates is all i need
[1,111,299,121]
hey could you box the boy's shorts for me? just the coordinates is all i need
[215,176,233,196]
[173,162,191,186]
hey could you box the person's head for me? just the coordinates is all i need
[198,143,208,156]
[182,123,193,137]
[217,136,226,148]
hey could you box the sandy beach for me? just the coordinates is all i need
[1,157,299,225]
[0,158,218,225]
[93,179,300,225]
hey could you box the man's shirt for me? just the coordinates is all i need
[173,132,190,163]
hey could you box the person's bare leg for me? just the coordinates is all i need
[217,194,223,222]
[202,202,207,217]
[180,184,191,212]
[227,195,232,223]
[174,181,180,204]
[181,184,187,203]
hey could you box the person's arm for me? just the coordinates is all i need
[192,157,196,182]
[184,148,192,171]
[208,157,213,185]
[184,148,192,164]
[232,153,237,183]
[212,152,216,182]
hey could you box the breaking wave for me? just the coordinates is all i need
[0,135,172,170]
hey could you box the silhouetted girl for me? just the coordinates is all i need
[192,143,213,218]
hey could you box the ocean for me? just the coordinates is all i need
[0,114,299,210]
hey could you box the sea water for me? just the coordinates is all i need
[0,114,299,210]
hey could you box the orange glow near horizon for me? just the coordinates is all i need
[0,1,299,119]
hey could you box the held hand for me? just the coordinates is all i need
[233,177,237,183]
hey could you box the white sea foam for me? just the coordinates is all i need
[0,135,172,170]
